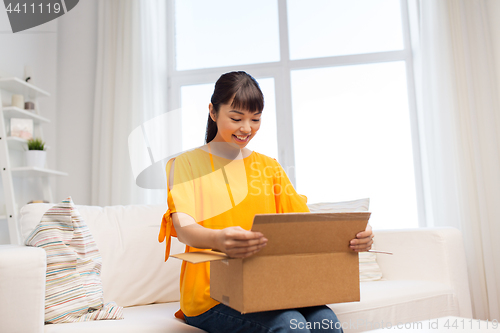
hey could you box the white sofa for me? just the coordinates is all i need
[0,203,472,333]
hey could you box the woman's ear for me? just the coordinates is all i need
[209,103,217,122]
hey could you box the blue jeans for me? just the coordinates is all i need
[184,304,344,333]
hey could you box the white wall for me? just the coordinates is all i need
[56,0,98,205]
[0,9,58,244]
[0,0,98,244]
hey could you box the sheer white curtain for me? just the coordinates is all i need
[92,0,167,206]
[415,0,500,320]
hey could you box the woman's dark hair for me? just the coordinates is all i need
[205,71,264,143]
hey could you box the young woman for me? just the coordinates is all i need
[158,71,373,333]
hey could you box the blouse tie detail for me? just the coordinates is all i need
[159,158,177,262]
[158,209,174,262]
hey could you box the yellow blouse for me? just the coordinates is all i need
[158,148,309,318]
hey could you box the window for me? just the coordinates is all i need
[287,0,404,59]
[175,0,280,70]
[168,0,423,229]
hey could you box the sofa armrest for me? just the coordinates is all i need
[0,245,46,333]
[373,227,472,318]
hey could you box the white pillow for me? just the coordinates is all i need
[307,198,382,282]
[25,197,124,324]
[358,246,383,282]
[307,198,370,213]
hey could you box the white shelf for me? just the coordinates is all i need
[11,167,68,177]
[0,77,50,98]
[2,106,50,124]
[0,76,57,244]
[6,137,28,151]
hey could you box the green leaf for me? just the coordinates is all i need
[27,138,45,151]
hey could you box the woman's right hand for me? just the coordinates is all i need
[215,226,267,259]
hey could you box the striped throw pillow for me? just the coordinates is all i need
[308,198,383,282]
[25,197,123,324]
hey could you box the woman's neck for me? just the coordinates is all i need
[199,142,252,159]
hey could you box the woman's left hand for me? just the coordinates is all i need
[350,224,373,252]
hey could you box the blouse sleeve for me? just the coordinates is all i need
[167,154,198,220]
[158,155,198,261]
[272,159,310,214]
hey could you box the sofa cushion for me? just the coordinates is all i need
[42,280,459,333]
[20,203,186,308]
[24,197,123,323]
[43,303,204,333]
[329,280,459,332]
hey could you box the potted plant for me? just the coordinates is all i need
[26,138,46,168]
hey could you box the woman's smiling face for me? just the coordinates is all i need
[209,98,262,148]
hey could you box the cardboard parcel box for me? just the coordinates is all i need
[172,212,370,313]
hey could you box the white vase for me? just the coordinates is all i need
[25,150,46,168]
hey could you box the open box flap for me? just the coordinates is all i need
[170,212,370,263]
[251,212,370,256]
[171,250,228,264]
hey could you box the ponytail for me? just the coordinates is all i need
[205,114,218,144]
